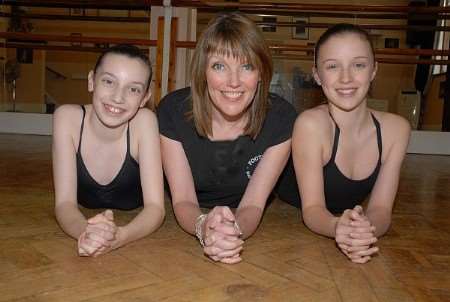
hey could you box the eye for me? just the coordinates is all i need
[242,63,254,71]
[325,63,338,70]
[211,63,225,71]
[101,77,114,86]
[129,86,142,95]
[354,62,367,69]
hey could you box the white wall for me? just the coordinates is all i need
[0,112,52,135]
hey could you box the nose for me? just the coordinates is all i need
[227,70,241,88]
[112,87,125,104]
[339,67,353,83]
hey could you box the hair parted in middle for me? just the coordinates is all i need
[189,11,273,139]
[314,23,375,68]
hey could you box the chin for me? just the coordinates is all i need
[336,102,365,112]
[214,103,248,118]
[100,119,125,129]
[96,112,128,128]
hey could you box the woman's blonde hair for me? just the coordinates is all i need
[190,12,273,139]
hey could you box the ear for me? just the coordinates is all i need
[312,67,321,86]
[87,71,95,92]
[370,61,378,82]
[140,89,152,108]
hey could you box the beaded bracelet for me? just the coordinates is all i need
[195,213,207,247]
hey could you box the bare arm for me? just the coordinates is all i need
[366,115,411,237]
[292,112,339,237]
[160,135,202,235]
[113,109,165,249]
[52,105,88,239]
[236,139,292,238]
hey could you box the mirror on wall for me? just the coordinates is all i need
[0,5,151,115]
[1,2,449,132]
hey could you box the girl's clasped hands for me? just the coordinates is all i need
[335,205,379,263]
[78,210,120,257]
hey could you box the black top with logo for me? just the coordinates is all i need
[157,87,297,208]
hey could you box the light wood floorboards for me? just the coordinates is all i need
[1,134,449,301]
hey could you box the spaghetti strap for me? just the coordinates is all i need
[77,105,86,153]
[126,121,131,155]
[328,111,340,162]
[370,113,383,162]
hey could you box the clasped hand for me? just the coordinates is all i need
[201,206,244,264]
[335,205,379,263]
[78,209,119,257]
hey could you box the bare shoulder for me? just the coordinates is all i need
[371,110,411,161]
[371,110,411,140]
[132,108,157,127]
[294,105,330,134]
[130,108,159,138]
[293,105,332,155]
[52,104,84,133]
[53,104,82,120]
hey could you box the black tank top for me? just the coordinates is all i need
[76,106,143,210]
[323,113,382,214]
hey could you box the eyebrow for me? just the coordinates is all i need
[100,72,146,87]
[353,56,370,60]
[208,54,249,64]
[208,56,224,62]
[128,80,146,87]
[321,56,370,64]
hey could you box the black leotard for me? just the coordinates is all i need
[76,106,143,210]
[323,113,382,213]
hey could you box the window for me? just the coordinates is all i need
[432,0,448,75]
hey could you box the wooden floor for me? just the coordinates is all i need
[1,133,449,302]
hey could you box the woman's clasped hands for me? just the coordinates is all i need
[200,206,244,264]
[335,205,379,263]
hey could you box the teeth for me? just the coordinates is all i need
[337,88,356,95]
[222,91,244,98]
[105,104,123,114]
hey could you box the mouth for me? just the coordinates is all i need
[221,91,244,99]
[104,103,125,114]
[336,88,357,96]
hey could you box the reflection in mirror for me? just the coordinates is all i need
[0,4,151,116]
[1,2,449,134]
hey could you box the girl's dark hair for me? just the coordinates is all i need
[314,23,375,67]
[94,44,152,91]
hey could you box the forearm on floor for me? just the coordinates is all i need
[366,207,392,237]
[115,203,165,249]
[302,205,339,238]
[235,205,264,239]
[55,202,87,239]
[172,201,203,235]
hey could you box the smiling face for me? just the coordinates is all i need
[88,53,151,128]
[189,12,272,139]
[313,32,377,112]
[206,53,260,122]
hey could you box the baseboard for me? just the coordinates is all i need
[408,130,450,155]
[0,112,52,135]
[0,113,449,155]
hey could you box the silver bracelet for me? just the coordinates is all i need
[234,220,243,237]
[195,213,207,247]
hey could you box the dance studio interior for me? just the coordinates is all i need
[0,1,449,301]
